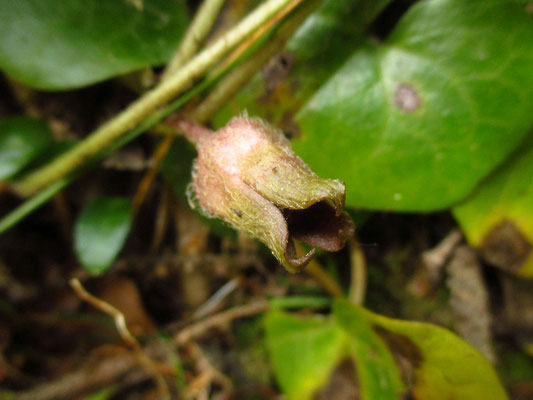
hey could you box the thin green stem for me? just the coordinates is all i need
[14,0,297,197]
[162,0,227,80]
[192,0,318,123]
[0,179,69,234]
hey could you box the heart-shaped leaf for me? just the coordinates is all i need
[294,0,533,211]
[218,0,533,211]
[0,0,188,90]
[333,300,508,400]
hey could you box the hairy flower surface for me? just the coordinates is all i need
[180,117,354,272]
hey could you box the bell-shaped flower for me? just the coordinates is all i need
[180,117,354,273]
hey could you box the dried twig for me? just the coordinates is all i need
[192,278,240,319]
[131,134,174,215]
[13,349,143,400]
[423,229,463,281]
[186,342,233,400]
[446,246,495,363]
[70,278,170,400]
[150,187,172,252]
[175,300,269,346]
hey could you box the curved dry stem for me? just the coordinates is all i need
[175,300,270,345]
[70,279,170,400]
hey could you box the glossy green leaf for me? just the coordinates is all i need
[333,301,404,399]
[212,0,392,129]
[74,196,132,274]
[264,310,346,400]
[266,301,507,399]
[0,116,53,180]
[294,0,533,211]
[0,0,188,90]
[453,133,533,276]
[334,300,508,400]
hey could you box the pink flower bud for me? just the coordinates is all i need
[180,117,354,273]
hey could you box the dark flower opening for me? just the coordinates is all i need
[282,201,355,268]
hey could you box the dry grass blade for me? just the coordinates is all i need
[131,134,174,216]
[69,278,171,400]
[174,300,270,346]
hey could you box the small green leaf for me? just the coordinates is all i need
[295,0,533,210]
[0,0,188,90]
[264,310,346,400]
[0,116,53,180]
[74,197,132,274]
[453,134,533,276]
[333,301,404,399]
[335,300,508,400]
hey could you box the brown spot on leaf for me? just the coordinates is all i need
[263,51,295,82]
[259,51,297,104]
[526,2,533,15]
[481,220,531,272]
[374,325,422,394]
[395,83,422,113]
